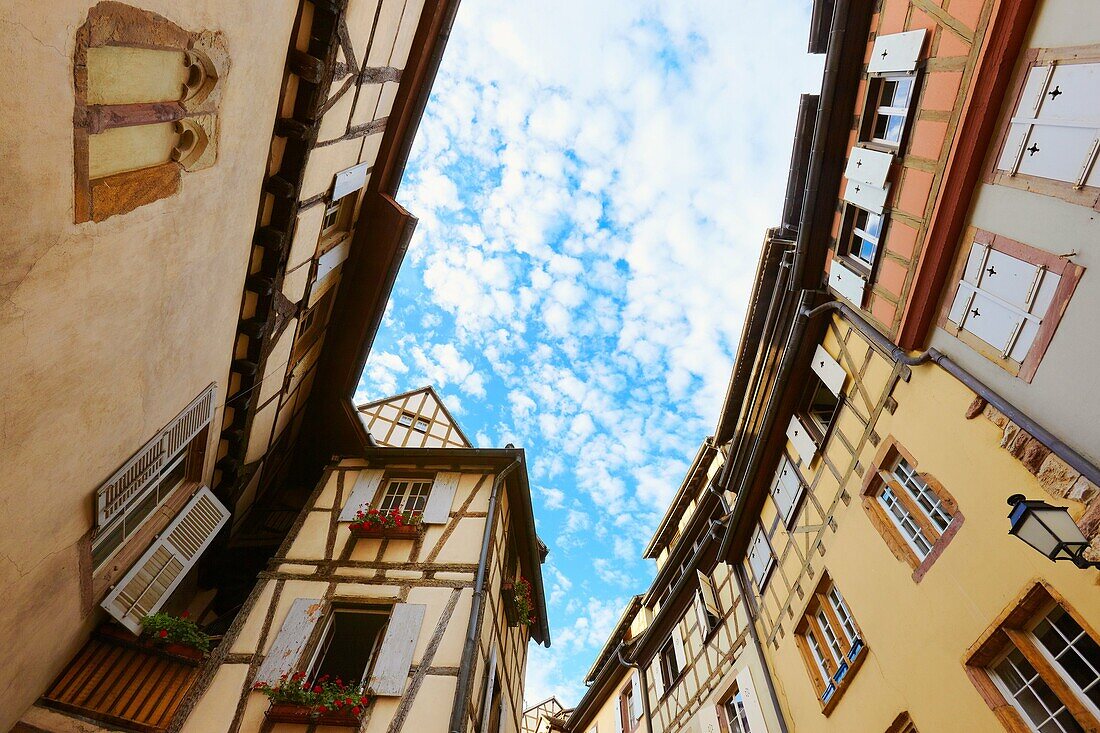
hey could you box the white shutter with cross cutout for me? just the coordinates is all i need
[844,146,893,188]
[339,469,385,521]
[747,527,775,587]
[771,456,805,525]
[827,258,867,306]
[736,667,772,733]
[422,471,461,524]
[101,486,229,633]
[843,177,890,215]
[868,29,927,74]
[786,415,818,464]
[370,603,426,695]
[614,696,624,733]
[998,62,1100,185]
[630,669,643,721]
[254,597,325,684]
[672,623,687,672]
[811,345,847,396]
[481,647,498,733]
[697,570,720,618]
[333,162,370,201]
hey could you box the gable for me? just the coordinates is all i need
[356,386,471,448]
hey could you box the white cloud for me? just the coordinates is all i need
[538,486,566,511]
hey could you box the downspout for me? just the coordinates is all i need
[616,646,654,733]
[802,301,1100,488]
[449,457,521,733]
[733,564,791,733]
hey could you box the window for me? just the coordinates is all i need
[723,689,755,733]
[838,206,886,272]
[321,195,355,239]
[770,455,806,527]
[991,51,1100,203]
[801,377,841,440]
[659,637,681,690]
[863,76,917,149]
[861,440,962,581]
[697,571,722,637]
[308,609,386,684]
[968,582,1100,732]
[618,684,637,732]
[941,231,1084,382]
[746,525,776,590]
[885,713,919,733]
[414,417,430,432]
[796,575,866,713]
[378,478,432,516]
[398,412,415,427]
[92,455,189,569]
[720,670,768,733]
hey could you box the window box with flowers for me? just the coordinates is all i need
[503,577,536,627]
[256,672,371,727]
[97,612,213,664]
[348,508,424,540]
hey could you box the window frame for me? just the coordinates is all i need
[658,636,682,692]
[770,453,808,528]
[618,682,638,733]
[320,193,357,242]
[860,437,964,582]
[986,45,1100,209]
[836,204,891,277]
[938,228,1084,383]
[794,575,867,715]
[305,606,388,686]
[718,685,756,733]
[859,72,922,154]
[376,477,434,517]
[966,581,1100,732]
[797,373,843,446]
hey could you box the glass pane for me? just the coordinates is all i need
[890,77,913,106]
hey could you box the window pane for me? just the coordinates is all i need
[312,611,385,684]
[807,382,840,432]
[889,77,913,106]
[380,481,407,512]
[404,481,432,514]
[1035,608,1100,712]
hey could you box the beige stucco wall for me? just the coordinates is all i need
[0,2,297,727]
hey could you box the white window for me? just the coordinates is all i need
[878,485,934,558]
[946,242,1062,363]
[658,637,681,689]
[398,411,415,427]
[869,76,915,147]
[827,587,859,645]
[996,61,1100,188]
[378,479,432,516]
[845,208,884,268]
[892,458,952,532]
[724,690,755,733]
[770,456,805,526]
[747,526,775,589]
[414,417,430,432]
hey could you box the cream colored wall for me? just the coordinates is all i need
[928,0,1100,467]
[757,323,1100,731]
[0,2,296,728]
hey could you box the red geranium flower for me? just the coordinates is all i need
[352,706,361,715]
[158,629,169,638]
[313,685,323,694]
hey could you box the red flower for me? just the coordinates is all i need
[334,699,343,708]
[352,706,361,715]
[158,629,169,638]
[313,685,323,694]
[180,610,190,619]
[319,674,330,682]
[360,696,369,705]
[293,672,305,680]
[317,705,327,713]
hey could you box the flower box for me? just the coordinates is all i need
[265,703,364,727]
[502,578,535,627]
[349,523,424,540]
[96,623,206,665]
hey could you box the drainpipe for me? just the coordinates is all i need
[802,300,1100,488]
[616,646,654,733]
[449,456,521,733]
[733,564,791,733]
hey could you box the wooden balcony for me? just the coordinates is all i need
[41,626,203,732]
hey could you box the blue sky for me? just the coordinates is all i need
[355,0,823,705]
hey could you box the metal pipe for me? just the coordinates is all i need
[802,300,1100,489]
[733,564,791,733]
[615,646,654,733]
[449,457,521,733]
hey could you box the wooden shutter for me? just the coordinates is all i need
[697,570,720,618]
[786,416,818,464]
[332,162,370,200]
[844,146,893,188]
[481,648,498,733]
[827,258,867,306]
[96,384,216,527]
[101,486,229,633]
[614,694,624,733]
[630,670,643,721]
[771,457,804,525]
[339,469,385,521]
[747,528,774,586]
[736,667,771,733]
[369,603,426,696]
[672,624,687,671]
[811,345,847,396]
[650,656,664,698]
[867,30,926,74]
[254,597,325,684]
[315,239,350,283]
[843,178,889,214]
[422,471,461,524]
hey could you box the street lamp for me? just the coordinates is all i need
[1007,494,1099,569]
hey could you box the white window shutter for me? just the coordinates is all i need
[697,570,720,618]
[827,259,867,307]
[651,657,664,698]
[811,345,847,397]
[630,670,643,720]
[614,698,625,733]
[499,688,510,733]
[481,648,498,733]
[844,146,893,188]
[422,471,461,524]
[315,240,350,283]
[786,416,818,464]
[101,486,229,633]
[339,469,385,521]
[736,667,771,733]
[772,457,805,525]
[747,528,774,587]
[843,178,889,214]
[868,29,926,74]
[370,603,427,696]
[254,597,325,684]
[332,162,370,201]
[672,624,687,671]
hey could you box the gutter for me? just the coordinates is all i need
[802,301,1100,488]
[449,456,520,733]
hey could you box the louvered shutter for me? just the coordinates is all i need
[843,178,889,214]
[672,624,687,672]
[422,471,461,524]
[369,603,426,696]
[827,259,867,306]
[480,648,498,733]
[96,384,216,527]
[339,469,385,521]
[786,416,818,464]
[332,162,370,201]
[736,667,771,733]
[101,486,229,633]
[254,597,325,684]
[867,29,926,74]
[811,345,847,396]
[697,570,720,618]
[630,670,643,721]
[844,146,893,188]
